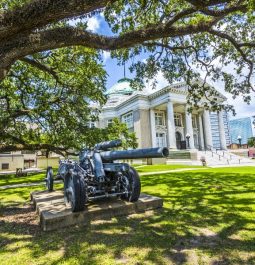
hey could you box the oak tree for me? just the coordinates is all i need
[1,0,255,153]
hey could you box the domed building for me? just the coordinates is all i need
[98,78,231,152]
[105,78,134,96]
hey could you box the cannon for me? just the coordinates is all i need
[45,140,169,212]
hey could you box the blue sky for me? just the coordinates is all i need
[85,15,255,119]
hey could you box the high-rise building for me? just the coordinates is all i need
[229,116,255,144]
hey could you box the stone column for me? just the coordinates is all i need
[198,113,205,150]
[185,106,195,149]
[150,109,157,147]
[203,110,213,149]
[167,101,177,149]
[218,111,227,150]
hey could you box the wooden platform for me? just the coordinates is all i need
[31,190,163,231]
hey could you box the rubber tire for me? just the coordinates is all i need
[46,166,54,192]
[65,170,86,212]
[122,166,141,202]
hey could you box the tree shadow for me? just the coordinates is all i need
[0,169,255,264]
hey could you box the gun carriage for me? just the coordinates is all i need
[45,140,169,212]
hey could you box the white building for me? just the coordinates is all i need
[97,78,231,151]
[0,78,232,170]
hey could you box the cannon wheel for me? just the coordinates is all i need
[45,166,54,191]
[121,166,141,202]
[64,170,87,212]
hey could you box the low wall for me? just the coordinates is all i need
[190,151,198,160]
[0,154,24,171]
[229,149,249,158]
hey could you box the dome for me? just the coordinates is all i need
[106,78,134,96]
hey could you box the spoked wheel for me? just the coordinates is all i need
[64,170,87,212]
[45,166,54,191]
[121,166,141,202]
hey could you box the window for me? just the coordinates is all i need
[174,113,182,127]
[192,115,197,128]
[107,119,113,126]
[156,133,166,147]
[87,121,96,128]
[2,163,9,170]
[122,112,133,129]
[155,112,165,126]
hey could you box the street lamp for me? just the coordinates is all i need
[237,135,242,149]
[186,133,191,149]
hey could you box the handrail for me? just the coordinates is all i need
[201,147,245,165]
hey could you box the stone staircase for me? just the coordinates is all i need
[197,149,255,167]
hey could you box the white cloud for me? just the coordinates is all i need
[144,71,169,93]
[67,16,100,33]
[226,94,255,119]
[192,60,255,119]
[102,51,111,63]
[204,77,255,119]
[87,17,100,32]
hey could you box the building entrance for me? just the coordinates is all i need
[175,132,182,149]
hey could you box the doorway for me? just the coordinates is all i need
[175,132,182,149]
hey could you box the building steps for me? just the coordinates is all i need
[168,151,191,159]
[197,150,255,166]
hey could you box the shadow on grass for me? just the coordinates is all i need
[0,169,255,264]
[0,168,59,187]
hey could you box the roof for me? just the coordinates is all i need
[106,78,134,96]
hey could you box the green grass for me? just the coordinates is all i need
[0,168,59,187]
[134,164,204,173]
[0,166,255,264]
[0,173,45,187]
[0,166,202,187]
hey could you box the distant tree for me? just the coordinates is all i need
[248,137,255,147]
[83,118,138,150]
[105,118,138,149]
[0,47,107,156]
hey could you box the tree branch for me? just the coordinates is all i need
[1,17,221,65]
[208,29,255,91]
[0,0,116,41]
[20,57,61,82]
[0,1,249,81]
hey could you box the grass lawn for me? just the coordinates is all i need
[0,165,203,187]
[0,168,60,187]
[134,164,204,173]
[0,166,255,264]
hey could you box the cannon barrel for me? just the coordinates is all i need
[100,147,169,162]
[95,139,122,151]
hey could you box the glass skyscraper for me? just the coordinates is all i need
[229,117,255,144]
